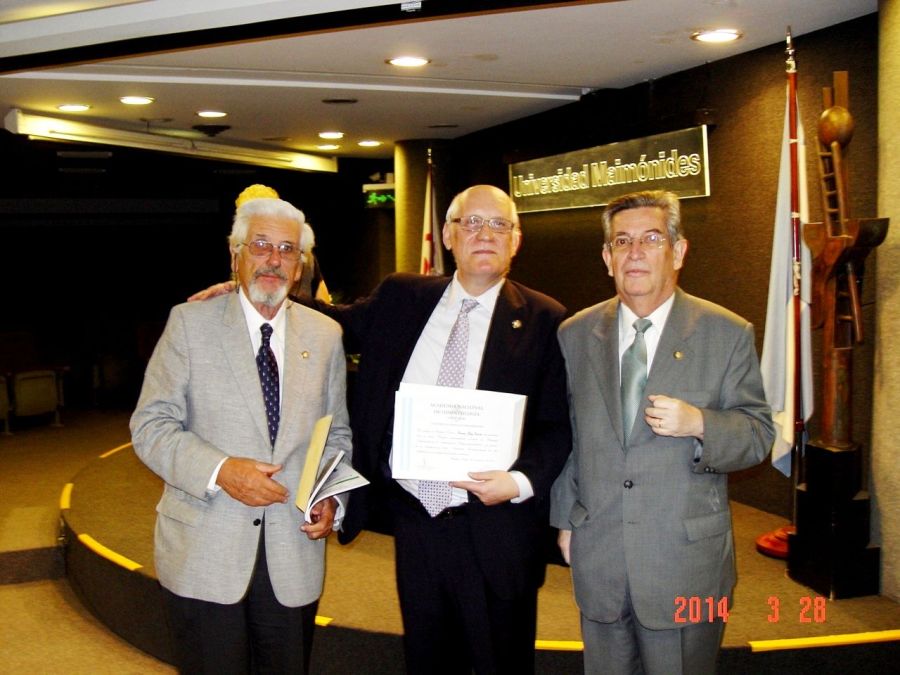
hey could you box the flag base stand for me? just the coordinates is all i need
[755,525,795,559]
[786,441,880,598]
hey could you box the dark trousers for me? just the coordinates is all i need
[391,491,538,675]
[162,529,318,675]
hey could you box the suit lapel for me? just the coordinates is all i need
[477,280,526,392]
[391,277,451,391]
[589,300,626,448]
[275,302,307,459]
[646,289,696,388]
[221,293,272,450]
[634,289,698,444]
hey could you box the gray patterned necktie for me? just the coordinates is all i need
[420,298,479,517]
[256,323,279,446]
[621,318,652,440]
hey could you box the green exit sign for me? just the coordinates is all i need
[363,184,395,209]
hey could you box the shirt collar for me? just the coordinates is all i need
[619,291,675,335]
[448,272,504,313]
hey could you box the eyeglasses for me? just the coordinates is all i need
[606,232,668,251]
[240,239,302,260]
[450,214,515,233]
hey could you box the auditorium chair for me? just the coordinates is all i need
[0,332,68,431]
[13,370,62,427]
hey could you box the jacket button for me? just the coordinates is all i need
[623,480,634,489]
[253,518,262,526]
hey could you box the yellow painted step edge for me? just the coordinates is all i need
[750,629,900,652]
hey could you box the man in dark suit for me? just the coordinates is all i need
[319,184,571,674]
[551,190,774,675]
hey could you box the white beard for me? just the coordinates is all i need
[248,279,289,308]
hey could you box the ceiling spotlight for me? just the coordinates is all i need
[387,55,430,67]
[317,144,340,151]
[197,110,227,118]
[57,104,90,112]
[690,29,743,44]
[120,96,154,105]
[358,140,381,147]
[318,131,344,140]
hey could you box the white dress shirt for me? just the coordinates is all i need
[238,288,288,402]
[617,293,675,379]
[392,273,533,507]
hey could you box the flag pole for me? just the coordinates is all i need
[755,28,807,558]
[786,28,806,490]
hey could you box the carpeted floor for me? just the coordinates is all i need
[2,408,899,673]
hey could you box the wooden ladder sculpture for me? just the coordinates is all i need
[787,71,887,598]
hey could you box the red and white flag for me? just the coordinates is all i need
[420,157,444,275]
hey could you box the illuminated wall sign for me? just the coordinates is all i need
[363,183,395,209]
[509,126,710,213]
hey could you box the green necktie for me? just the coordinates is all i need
[621,318,652,439]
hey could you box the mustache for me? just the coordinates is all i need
[253,266,288,281]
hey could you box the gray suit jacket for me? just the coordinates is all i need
[550,288,773,629]
[131,293,352,607]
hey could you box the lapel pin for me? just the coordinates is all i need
[301,351,310,359]
[511,319,522,329]
[674,350,684,360]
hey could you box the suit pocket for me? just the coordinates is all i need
[683,510,731,542]
[568,501,589,528]
[157,491,204,527]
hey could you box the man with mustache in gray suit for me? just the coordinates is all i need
[551,190,774,675]
[132,195,353,674]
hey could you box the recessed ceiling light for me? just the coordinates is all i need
[358,140,381,147]
[690,29,743,44]
[318,131,344,140]
[57,103,90,112]
[387,56,430,67]
[197,110,227,118]
[317,144,340,151]
[120,96,154,105]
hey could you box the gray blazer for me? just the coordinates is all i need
[550,288,773,629]
[131,292,352,607]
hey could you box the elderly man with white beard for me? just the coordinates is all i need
[131,196,353,674]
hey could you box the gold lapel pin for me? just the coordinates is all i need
[511,319,522,329]
[674,350,684,360]
[301,351,310,359]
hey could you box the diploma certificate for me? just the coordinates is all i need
[391,383,526,481]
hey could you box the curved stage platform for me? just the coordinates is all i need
[61,444,900,674]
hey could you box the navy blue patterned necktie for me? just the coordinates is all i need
[256,323,280,446]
